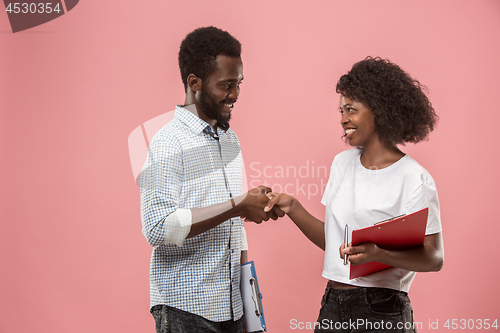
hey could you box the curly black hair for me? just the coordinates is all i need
[336,57,437,145]
[178,26,241,92]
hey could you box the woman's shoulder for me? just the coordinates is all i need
[398,155,435,183]
[333,148,361,164]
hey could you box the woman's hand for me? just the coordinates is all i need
[340,242,381,265]
[340,232,444,272]
[264,192,295,214]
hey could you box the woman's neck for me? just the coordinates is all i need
[359,141,405,170]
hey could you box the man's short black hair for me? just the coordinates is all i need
[178,26,242,92]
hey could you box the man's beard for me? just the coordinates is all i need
[198,87,231,132]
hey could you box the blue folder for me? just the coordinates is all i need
[241,261,267,332]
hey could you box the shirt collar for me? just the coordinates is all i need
[175,105,227,137]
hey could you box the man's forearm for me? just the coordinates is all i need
[187,198,242,238]
[240,250,248,264]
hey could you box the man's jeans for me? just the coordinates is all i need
[314,283,416,333]
[151,305,244,333]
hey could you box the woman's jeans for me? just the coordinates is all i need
[314,283,416,333]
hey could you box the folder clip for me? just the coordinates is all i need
[250,278,263,316]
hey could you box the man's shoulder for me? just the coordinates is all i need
[153,107,198,140]
[155,117,183,137]
[146,116,188,154]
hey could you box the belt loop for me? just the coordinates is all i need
[362,286,368,303]
[325,281,333,299]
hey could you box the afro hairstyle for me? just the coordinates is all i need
[336,57,438,145]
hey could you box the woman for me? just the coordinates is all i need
[265,57,444,332]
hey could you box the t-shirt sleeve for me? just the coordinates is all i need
[321,159,336,206]
[404,175,442,235]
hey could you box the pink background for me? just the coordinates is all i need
[1,1,500,332]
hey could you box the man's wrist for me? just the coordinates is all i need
[231,194,245,216]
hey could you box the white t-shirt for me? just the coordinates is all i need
[321,148,442,292]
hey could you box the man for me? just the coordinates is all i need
[140,26,283,333]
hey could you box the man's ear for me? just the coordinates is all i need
[187,74,202,92]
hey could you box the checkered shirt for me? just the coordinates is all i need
[140,106,244,321]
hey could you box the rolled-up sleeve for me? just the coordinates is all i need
[141,134,191,247]
[240,224,248,251]
[164,208,192,246]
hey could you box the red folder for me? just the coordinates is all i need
[349,208,428,279]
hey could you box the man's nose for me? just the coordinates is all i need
[228,86,239,100]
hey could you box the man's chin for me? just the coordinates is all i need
[217,116,230,131]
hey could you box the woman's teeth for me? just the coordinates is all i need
[345,129,355,135]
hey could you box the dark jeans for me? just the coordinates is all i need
[314,283,416,333]
[150,305,244,333]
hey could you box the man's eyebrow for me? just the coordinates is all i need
[221,77,244,83]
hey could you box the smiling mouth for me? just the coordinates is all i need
[345,128,356,136]
[221,102,234,113]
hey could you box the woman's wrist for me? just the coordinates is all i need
[286,197,301,216]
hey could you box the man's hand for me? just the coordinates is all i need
[237,186,285,223]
